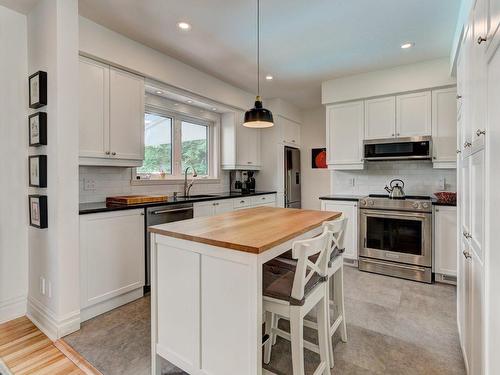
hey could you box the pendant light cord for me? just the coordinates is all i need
[257,0,260,97]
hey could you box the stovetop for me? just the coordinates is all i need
[360,194,432,213]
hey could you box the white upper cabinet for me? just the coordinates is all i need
[432,88,458,168]
[396,91,432,137]
[79,58,109,159]
[109,68,145,161]
[326,101,364,170]
[281,117,301,146]
[434,206,458,277]
[221,111,261,170]
[79,57,145,166]
[364,96,396,140]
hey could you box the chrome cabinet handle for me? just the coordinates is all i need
[392,133,395,137]
[105,151,110,155]
[478,36,487,44]
[247,161,253,164]
[476,129,486,137]
[463,250,472,259]
[456,149,462,154]
[463,141,472,148]
[463,231,472,239]
[240,200,245,203]
[457,95,462,99]
[111,152,116,155]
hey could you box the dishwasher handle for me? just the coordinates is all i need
[151,207,193,215]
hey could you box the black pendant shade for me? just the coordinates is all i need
[244,96,274,128]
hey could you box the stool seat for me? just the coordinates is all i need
[263,263,326,306]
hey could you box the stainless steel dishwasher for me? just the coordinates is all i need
[145,203,194,292]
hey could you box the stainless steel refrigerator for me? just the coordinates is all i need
[284,146,301,208]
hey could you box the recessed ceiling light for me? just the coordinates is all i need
[187,99,193,104]
[155,90,163,95]
[177,22,191,31]
[265,75,273,80]
[401,42,414,49]
[211,107,217,111]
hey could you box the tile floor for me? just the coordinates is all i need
[63,267,465,375]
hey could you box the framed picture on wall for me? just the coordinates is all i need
[29,71,47,109]
[28,112,47,146]
[29,195,48,229]
[29,155,47,188]
[311,148,327,169]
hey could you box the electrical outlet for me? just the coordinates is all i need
[40,277,46,295]
[84,178,96,191]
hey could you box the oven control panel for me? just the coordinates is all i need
[359,197,432,213]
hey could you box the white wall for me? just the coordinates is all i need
[322,58,456,104]
[330,161,456,196]
[0,5,28,323]
[27,0,80,339]
[300,107,329,209]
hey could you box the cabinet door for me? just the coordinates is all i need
[489,0,500,43]
[432,88,458,168]
[434,206,457,276]
[321,201,358,260]
[364,97,396,140]
[283,120,301,146]
[236,124,261,168]
[193,202,215,218]
[79,58,109,158]
[470,251,484,375]
[326,102,364,169]
[461,157,471,237]
[214,200,234,215]
[79,209,145,308]
[458,237,472,371]
[109,68,145,160]
[469,149,485,260]
[396,91,432,137]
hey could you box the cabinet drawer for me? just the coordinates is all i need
[233,197,252,208]
[251,194,276,205]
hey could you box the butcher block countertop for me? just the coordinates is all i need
[149,206,341,254]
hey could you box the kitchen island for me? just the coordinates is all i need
[148,206,340,375]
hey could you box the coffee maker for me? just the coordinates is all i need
[230,170,256,194]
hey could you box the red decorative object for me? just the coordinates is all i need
[312,148,327,169]
[434,191,456,204]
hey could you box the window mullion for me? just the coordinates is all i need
[173,117,182,176]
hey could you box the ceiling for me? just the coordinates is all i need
[3,0,462,109]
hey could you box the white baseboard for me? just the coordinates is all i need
[27,296,80,340]
[0,295,27,324]
[81,288,143,323]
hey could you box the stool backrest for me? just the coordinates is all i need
[290,228,331,300]
[322,217,348,259]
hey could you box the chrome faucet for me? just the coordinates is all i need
[183,166,198,197]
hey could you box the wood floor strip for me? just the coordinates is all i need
[0,316,89,375]
[54,340,103,375]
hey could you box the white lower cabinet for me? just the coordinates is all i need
[320,200,358,261]
[433,206,457,277]
[79,209,145,321]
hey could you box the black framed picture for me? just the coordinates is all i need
[29,155,47,188]
[29,71,47,109]
[311,148,327,169]
[29,112,47,146]
[29,195,48,228]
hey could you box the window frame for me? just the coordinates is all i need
[132,105,218,184]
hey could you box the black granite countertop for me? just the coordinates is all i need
[79,191,277,215]
[318,195,363,202]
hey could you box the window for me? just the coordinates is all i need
[136,109,213,181]
[137,114,172,176]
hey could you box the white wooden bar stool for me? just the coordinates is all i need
[268,217,348,368]
[262,228,332,375]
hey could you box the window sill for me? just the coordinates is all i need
[131,177,221,186]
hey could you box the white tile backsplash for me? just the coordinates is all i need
[330,161,457,196]
[79,166,230,203]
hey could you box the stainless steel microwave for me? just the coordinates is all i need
[363,136,432,161]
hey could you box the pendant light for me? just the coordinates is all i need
[244,0,274,128]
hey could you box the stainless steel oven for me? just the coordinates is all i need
[358,195,432,283]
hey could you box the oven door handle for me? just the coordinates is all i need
[361,258,428,272]
[360,209,429,220]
